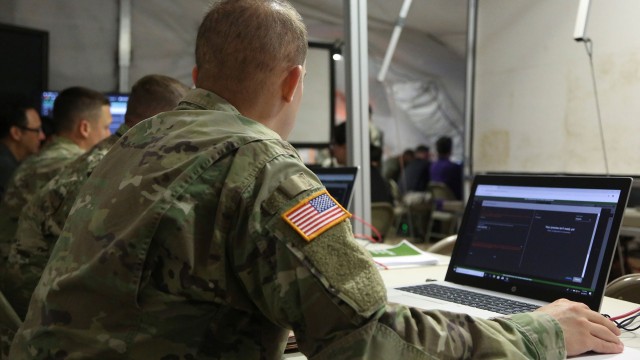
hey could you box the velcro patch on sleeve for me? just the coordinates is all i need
[282,190,351,242]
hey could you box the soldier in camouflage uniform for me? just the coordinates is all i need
[0,87,112,261]
[1,75,189,320]
[9,1,623,359]
[0,95,46,198]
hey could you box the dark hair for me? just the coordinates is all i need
[125,75,189,126]
[370,144,383,163]
[53,86,109,134]
[436,136,452,155]
[333,122,347,146]
[0,94,36,138]
[415,145,430,153]
[195,0,307,105]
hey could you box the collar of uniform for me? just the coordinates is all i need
[44,135,84,153]
[178,88,241,115]
[178,88,283,141]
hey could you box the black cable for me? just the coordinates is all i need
[603,313,640,332]
[582,39,609,175]
[618,314,640,331]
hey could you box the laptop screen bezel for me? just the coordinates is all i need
[444,174,632,310]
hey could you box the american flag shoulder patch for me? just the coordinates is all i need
[282,190,351,242]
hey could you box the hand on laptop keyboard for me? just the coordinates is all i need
[536,299,623,356]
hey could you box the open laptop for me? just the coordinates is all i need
[388,175,632,318]
[312,166,359,209]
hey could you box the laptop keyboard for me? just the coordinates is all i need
[397,283,540,315]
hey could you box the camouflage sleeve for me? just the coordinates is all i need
[307,305,565,359]
[231,153,566,359]
[4,193,56,319]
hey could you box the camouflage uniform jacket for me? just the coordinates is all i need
[3,124,129,319]
[0,142,20,199]
[0,136,84,262]
[10,89,565,360]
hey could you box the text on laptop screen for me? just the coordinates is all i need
[452,184,622,298]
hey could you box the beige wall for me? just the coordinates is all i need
[474,0,640,175]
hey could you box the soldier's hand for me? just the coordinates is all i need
[536,298,623,356]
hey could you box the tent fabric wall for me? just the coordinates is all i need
[0,0,466,162]
[0,0,119,91]
[129,1,207,88]
[475,0,640,175]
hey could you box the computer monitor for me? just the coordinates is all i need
[40,91,129,134]
[0,24,48,104]
[40,90,58,117]
[106,93,129,134]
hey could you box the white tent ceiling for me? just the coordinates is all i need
[292,0,469,160]
[292,0,468,57]
[0,0,469,160]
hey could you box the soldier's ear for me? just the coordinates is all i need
[9,125,22,141]
[281,65,303,103]
[78,119,91,139]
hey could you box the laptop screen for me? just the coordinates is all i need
[446,175,632,310]
[312,166,358,209]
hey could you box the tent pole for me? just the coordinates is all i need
[118,0,132,93]
[377,0,413,82]
[464,0,478,199]
[344,0,371,236]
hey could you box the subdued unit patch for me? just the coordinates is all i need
[262,172,317,216]
[279,172,314,198]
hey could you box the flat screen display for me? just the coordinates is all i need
[106,93,129,133]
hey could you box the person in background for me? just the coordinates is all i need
[368,104,383,150]
[1,75,189,320]
[10,1,623,359]
[328,105,382,168]
[0,95,45,198]
[398,144,431,195]
[383,148,415,183]
[332,121,393,205]
[430,135,463,200]
[0,86,111,260]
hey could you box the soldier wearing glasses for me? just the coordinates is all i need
[0,87,112,260]
[0,95,45,198]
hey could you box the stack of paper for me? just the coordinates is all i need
[367,240,439,269]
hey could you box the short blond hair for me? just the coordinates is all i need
[195,0,307,105]
[125,75,189,126]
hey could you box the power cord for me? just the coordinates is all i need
[351,213,383,244]
[603,306,640,331]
